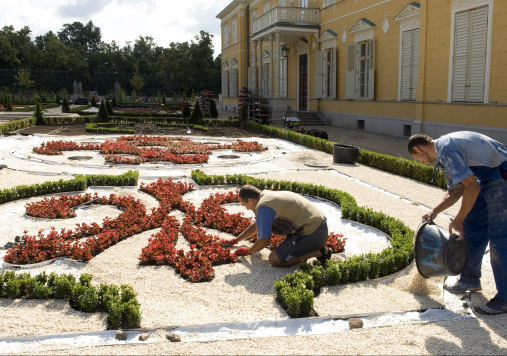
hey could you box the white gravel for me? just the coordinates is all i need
[0,134,505,355]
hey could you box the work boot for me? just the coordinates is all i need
[443,279,482,293]
[474,298,507,315]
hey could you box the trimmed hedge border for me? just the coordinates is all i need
[191,169,414,318]
[0,270,141,329]
[244,121,447,189]
[0,170,139,205]
[12,103,60,112]
[85,123,135,134]
[0,117,36,134]
[69,105,93,113]
[156,122,209,132]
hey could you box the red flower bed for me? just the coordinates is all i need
[4,177,345,283]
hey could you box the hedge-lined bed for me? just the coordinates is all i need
[0,271,141,329]
[244,121,447,189]
[0,171,139,205]
[85,123,135,134]
[191,169,414,318]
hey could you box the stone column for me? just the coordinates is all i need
[258,39,263,96]
[275,32,281,98]
[252,40,257,91]
[268,34,274,98]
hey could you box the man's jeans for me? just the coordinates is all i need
[462,179,507,302]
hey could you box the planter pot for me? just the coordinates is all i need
[333,144,359,164]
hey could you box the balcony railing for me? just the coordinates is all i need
[252,7,320,34]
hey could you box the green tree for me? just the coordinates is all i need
[240,102,248,126]
[61,98,70,113]
[96,101,109,122]
[190,101,203,124]
[182,102,191,118]
[34,101,44,125]
[5,95,13,111]
[111,96,117,107]
[91,96,97,107]
[131,89,137,103]
[55,94,60,106]
[14,70,35,100]
[105,98,114,115]
[209,99,218,118]
[129,74,145,100]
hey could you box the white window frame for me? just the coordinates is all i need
[356,40,373,99]
[232,17,237,44]
[317,31,337,99]
[398,27,419,101]
[323,0,334,8]
[447,0,493,103]
[279,0,286,6]
[251,10,257,34]
[230,63,238,98]
[299,0,308,7]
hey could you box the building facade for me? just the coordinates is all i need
[217,0,507,143]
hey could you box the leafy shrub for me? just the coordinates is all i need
[80,287,99,312]
[53,275,76,299]
[71,283,88,308]
[96,101,109,123]
[120,284,137,303]
[105,98,114,116]
[123,299,142,328]
[107,297,124,329]
[62,98,70,113]
[190,101,203,124]
[91,96,97,107]
[79,273,93,287]
[5,278,21,298]
[55,94,60,106]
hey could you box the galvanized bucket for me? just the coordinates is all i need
[414,222,469,278]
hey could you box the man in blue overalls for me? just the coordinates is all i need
[408,131,507,315]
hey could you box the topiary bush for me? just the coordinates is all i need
[34,102,45,125]
[61,98,70,113]
[6,95,13,112]
[91,96,97,107]
[190,101,203,124]
[209,99,218,118]
[182,103,191,119]
[105,98,114,116]
[96,101,109,123]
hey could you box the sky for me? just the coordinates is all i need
[1,0,231,57]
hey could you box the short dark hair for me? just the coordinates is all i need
[239,184,261,201]
[407,134,433,154]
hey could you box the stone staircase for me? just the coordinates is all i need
[296,111,325,126]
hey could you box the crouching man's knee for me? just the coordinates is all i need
[269,251,283,267]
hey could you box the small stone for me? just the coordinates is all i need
[166,333,181,342]
[139,332,150,341]
[115,331,127,341]
[349,318,364,329]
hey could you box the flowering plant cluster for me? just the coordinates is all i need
[32,136,265,163]
[25,192,108,219]
[5,176,345,283]
[4,193,155,264]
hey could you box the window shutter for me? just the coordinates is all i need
[400,30,413,101]
[232,68,238,98]
[452,11,470,102]
[224,70,229,98]
[346,43,356,99]
[331,47,337,99]
[367,39,375,100]
[412,28,419,100]
[467,6,488,102]
[222,71,226,96]
[314,50,323,98]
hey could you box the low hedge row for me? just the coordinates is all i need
[190,169,414,318]
[202,118,241,127]
[109,112,181,118]
[12,103,60,112]
[0,271,141,329]
[43,116,96,125]
[0,117,36,134]
[155,122,209,132]
[85,123,135,134]
[244,121,447,189]
[69,105,93,113]
[0,171,139,205]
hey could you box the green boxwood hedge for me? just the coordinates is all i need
[0,270,141,329]
[191,169,414,318]
[243,121,447,189]
[85,123,135,134]
[0,171,139,205]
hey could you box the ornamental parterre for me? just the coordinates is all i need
[32,135,268,164]
[5,179,346,283]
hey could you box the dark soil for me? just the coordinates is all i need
[12,124,270,138]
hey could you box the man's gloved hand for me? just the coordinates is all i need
[223,238,237,247]
[234,246,250,256]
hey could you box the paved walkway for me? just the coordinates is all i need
[217,109,412,160]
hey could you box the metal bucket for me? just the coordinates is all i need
[414,222,469,278]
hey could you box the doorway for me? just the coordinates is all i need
[299,53,308,111]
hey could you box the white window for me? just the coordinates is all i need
[279,0,286,6]
[400,28,419,101]
[232,17,237,44]
[263,1,270,13]
[451,6,489,102]
[323,0,334,7]
[222,69,229,98]
[280,57,288,97]
[299,0,308,7]
[224,24,229,48]
[346,40,375,100]
[315,48,336,99]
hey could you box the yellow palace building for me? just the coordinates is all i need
[216,0,507,143]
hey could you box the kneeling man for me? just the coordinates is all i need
[227,184,330,267]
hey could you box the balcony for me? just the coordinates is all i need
[252,7,320,35]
